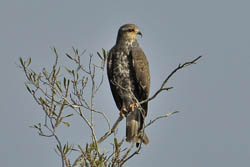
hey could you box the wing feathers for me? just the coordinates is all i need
[131,49,150,98]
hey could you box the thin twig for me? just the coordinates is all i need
[145,111,180,129]
[120,142,136,165]
[54,133,65,167]
[97,116,124,144]
[119,142,140,167]
[140,55,202,105]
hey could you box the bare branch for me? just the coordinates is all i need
[140,55,202,105]
[119,143,140,167]
[145,111,180,129]
[120,142,136,165]
[54,133,65,167]
[98,116,124,144]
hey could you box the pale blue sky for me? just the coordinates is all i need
[1,0,250,166]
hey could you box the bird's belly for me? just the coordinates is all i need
[113,54,135,103]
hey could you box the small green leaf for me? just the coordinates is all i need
[57,144,61,152]
[30,125,38,129]
[28,73,32,81]
[51,110,58,116]
[65,67,73,74]
[64,113,73,118]
[67,79,70,87]
[55,67,61,77]
[78,145,84,153]
[39,97,45,105]
[114,138,119,149]
[97,52,103,60]
[19,57,24,67]
[63,122,70,127]
[72,47,79,55]
[55,117,62,128]
[63,77,66,88]
[77,73,79,80]
[71,148,78,151]
[32,73,36,82]
[25,84,32,93]
[53,47,59,57]
[64,145,70,154]
[56,81,62,92]
[27,58,32,66]
[37,73,42,81]
[42,68,49,79]
[66,53,73,60]
[102,48,107,60]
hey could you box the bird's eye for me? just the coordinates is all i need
[128,29,134,32]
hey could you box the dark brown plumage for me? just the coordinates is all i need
[107,24,150,146]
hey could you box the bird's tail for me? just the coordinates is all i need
[126,108,149,146]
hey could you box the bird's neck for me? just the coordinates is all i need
[116,38,139,48]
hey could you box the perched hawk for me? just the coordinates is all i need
[107,24,150,146]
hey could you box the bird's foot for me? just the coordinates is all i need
[120,106,127,118]
[129,103,139,112]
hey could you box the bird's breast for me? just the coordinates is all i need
[112,51,135,91]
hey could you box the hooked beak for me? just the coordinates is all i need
[137,31,142,38]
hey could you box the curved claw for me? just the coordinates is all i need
[120,106,127,118]
[129,103,139,112]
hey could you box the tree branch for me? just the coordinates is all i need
[140,55,202,105]
[97,116,124,144]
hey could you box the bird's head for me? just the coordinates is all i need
[117,24,142,43]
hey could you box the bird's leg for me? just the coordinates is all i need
[120,103,139,117]
[120,105,127,118]
[129,103,139,112]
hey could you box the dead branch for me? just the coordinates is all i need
[140,55,202,105]
[97,116,123,144]
[145,111,180,129]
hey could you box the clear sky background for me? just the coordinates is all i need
[1,0,250,166]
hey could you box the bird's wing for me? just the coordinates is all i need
[107,47,122,110]
[127,48,150,145]
[107,48,113,82]
[131,48,150,100]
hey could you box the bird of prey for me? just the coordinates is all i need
[107,24,150,146]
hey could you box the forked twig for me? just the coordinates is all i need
[140,55,202,105]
